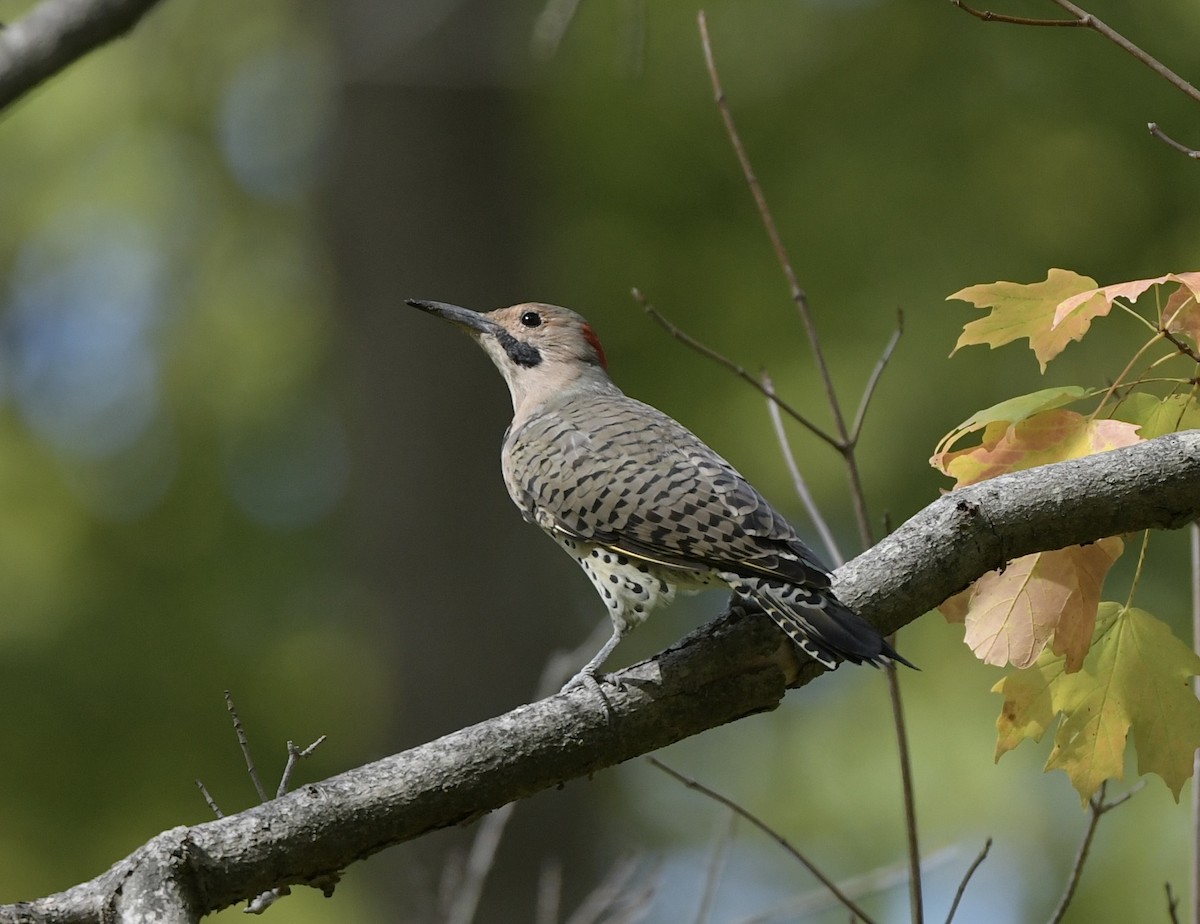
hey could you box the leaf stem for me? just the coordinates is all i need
[1122,530,1151,611]
[1089,332,1166,419]
[1108,297,1161,334]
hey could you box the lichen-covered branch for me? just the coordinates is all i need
[2,431,1198,924]
[0,0,167,113]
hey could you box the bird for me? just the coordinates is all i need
[407,298,913,692]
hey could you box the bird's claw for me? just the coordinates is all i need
[559,669,625,697]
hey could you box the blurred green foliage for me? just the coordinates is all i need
[0,0,1197,921]
[0,1,383,920]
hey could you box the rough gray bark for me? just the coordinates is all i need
[1,430,1198,924]
[0,0,166,112]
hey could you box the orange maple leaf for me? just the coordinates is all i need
[1163,274,1200,346]
[948,539,1123,671]
[1054,271,1200,335]
[934,409,1141,489]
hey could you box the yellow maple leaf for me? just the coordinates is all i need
[935,409,1141,489]
[994,657,1066,759]
[955,538,1123,671]
[996,603,1200,805]
[948,269,1104,372]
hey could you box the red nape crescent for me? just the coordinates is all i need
[581,323,608,370]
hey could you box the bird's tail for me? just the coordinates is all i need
[726,576,916,670]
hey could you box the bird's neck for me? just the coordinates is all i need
[508,369,623,425]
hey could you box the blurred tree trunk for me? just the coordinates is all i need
[324,2,601,919]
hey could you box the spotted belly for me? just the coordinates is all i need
[553,536,721,630]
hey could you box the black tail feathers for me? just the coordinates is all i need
[725,575,917,671]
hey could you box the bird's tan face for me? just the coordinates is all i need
[482,303,609,372]
[409,299,612,414]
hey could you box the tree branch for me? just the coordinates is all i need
[0,0,168,114]
[3,431,1200,923]
[952,0,1200,158]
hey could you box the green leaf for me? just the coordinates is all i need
[951,386,1092,434]
[1126,394,1200,440]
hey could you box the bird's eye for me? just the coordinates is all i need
[520,311,542,328]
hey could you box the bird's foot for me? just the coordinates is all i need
[559,668,624,697]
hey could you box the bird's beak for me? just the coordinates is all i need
[407,299,497,336]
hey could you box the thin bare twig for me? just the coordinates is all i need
[438,850,466,920]
[697,11,849,452]
[945,838,992,924]
[563,856,644,924]
[762,370,843,566]
[201,699,322,814]
[1047,782,1143,924]
[953,0,1200,157]
[605,877,658,924]
[530,0,582,58]
[695,812,737,924]
[697,9,876,547]
[738,845,961,924]
[697,14,919,919]
[649,757,877,924]
[632,288,838,449]
[1165,881,1181,924]
[879,516,920,924]
[1046,0,1200,105]
[225,690,269,803]
[850,311,904,446]
[252,735,326,914]
[950,0,1081,27]
[195,779,224,819]
[885,660,923,922]
[218,695,327,916]
[444,803,518,924]
[277,737,326,799]
[536,859,563,924]
[446,638,614,924]
[1148,123,1200,159]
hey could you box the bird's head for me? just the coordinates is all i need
[408,299,615,413]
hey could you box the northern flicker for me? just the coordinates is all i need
[408,298,912,691]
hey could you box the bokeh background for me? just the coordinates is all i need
[1,0,1197,921]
